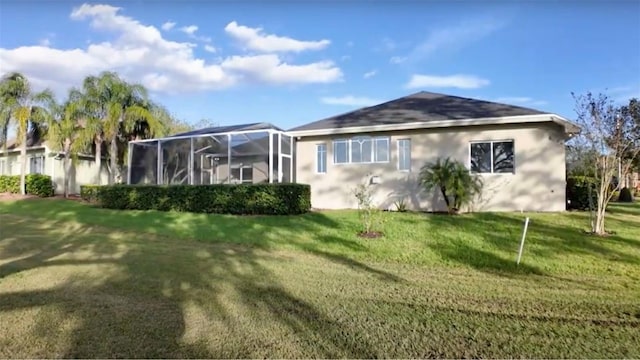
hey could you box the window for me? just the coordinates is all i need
[398,139,411,171]
[231,165,253,183]
[332,136,390,164]
[29,155,45,174]
[470,140,514,174]
[316,144,327,173]
[374,137,389,162]
[333,140,348,164]
[0,159,5,175]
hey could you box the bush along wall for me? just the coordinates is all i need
[0,174,54,197]
[566,176,598,210]
[80,183,312,215]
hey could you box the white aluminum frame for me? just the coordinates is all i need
[332,135,390,165]
[128,127,294,185]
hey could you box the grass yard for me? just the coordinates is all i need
[0,199,639,358]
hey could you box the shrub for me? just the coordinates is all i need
[566,176,597,210]
[394,198,408,212]
[80,183,311,215]
[419,157,483,214]
[618,187,634,203]
[0,175,20,194]
[25,174,54,197]
[0,174,53,197]
[80,185,100,203]
[352,180,383,236]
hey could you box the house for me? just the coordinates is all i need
[288,91,580,212]
[0,137,108,194]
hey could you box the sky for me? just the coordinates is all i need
[1,0,639,130]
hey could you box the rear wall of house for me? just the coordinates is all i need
[294,122,567,212]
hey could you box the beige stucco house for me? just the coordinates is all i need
[289,91,580,212]
[0,139,108,195]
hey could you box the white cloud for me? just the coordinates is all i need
[180,25,198,35]
[389,56,406,64]
[321,95,381,107]
[39,38,51,47]
[221,54,341,84]
[224,21,330,53]
[0,4,342,95]
[399,18,505,63]
[363,69,377,79]
[381,37,396,51]
[406,74,490,89]
[494,97,547,106]
[203,44,216,53]
[161,21,175,31]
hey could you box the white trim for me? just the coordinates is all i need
[130,128,289,144]
[397,138,411,172]
[290,114,580,137]
[315,143,327,174]
[332,135,390,165]
[469,139,515,175]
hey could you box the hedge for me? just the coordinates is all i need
[80,183,312,215]
[0,174,54,197]
[566,176,597,210]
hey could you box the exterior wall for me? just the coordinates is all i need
[0,148,47,176]
[295,121,567,212]
[49,152,109,194]
[0,147,108,194]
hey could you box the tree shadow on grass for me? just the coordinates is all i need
[0,199,397,358]
[395,209,639,278]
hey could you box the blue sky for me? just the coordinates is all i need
[1,0,639,130]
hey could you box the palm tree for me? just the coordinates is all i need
[419,157,483,214]
[0,73,54,195]
[45,89,87,197]
[80,72,162,184]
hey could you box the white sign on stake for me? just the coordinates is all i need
[517,217,530,265]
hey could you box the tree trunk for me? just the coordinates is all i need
[109,135,118,184]
[19,127,27,195]
[63,138,71,198]
[440,186,452,213]
[95,137,102,185]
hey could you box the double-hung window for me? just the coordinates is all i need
[470,140,515,174]
[29,155,45,175]
[398,139,411,171]
[332,136,390,164]
[316,144,327,173]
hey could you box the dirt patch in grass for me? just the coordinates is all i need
[0,193,37,202]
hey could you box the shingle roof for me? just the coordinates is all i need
[289,91,548,132]
[170,122,283,138]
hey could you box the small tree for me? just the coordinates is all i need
[572,92,640,235]
[419,157,483,214]
[352,178,383,237]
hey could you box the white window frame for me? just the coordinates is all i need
[397,139,411,172]
[29,155,45,175]
[469,139,515,175]
[332,136,390,165]
[315,143,327,174]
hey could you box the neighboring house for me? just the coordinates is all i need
[0,138,108,195]
[289,91,580,212]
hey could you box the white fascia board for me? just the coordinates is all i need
[289,114,581,137]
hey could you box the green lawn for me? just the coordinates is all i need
[0,199,639,358]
